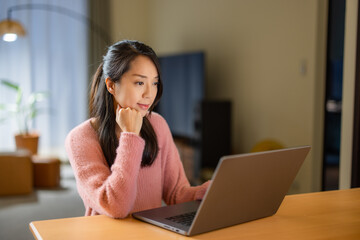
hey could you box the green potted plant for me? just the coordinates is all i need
[0,79,48,155]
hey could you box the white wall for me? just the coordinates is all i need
[109,0,329,193]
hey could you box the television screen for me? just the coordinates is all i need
[156,52,205,139]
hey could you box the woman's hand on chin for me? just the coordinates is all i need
[116,105,143,136]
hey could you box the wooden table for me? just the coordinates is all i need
[29,188,360,240]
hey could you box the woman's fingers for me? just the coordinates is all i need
[116,106,143,135]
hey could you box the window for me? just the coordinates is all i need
[0,0,88,159]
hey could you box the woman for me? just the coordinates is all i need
[65,40,210,219]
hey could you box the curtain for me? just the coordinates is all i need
[0,0,88,160]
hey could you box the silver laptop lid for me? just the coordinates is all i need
[188,146,310,235]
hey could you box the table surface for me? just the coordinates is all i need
[30,188,360,240]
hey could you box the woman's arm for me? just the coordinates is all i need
[162,138,210,205]
[66,127,145,219]
[152,115,210,205]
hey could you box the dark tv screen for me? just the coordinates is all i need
[157,52,205,139]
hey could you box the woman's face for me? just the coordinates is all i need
[108,55,159,117]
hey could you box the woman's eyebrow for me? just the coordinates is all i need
[132,74,147,78]
[132,74,159,79]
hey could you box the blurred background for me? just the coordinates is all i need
[0,0,359,239]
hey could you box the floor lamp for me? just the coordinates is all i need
[0,3,110,44]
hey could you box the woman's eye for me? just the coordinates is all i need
[153,82,159,86]
[136,82,144,86]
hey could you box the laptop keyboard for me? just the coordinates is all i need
[165,211,196,226]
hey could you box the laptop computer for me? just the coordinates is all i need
[132,145,311,236]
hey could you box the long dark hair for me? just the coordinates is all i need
[89,40,163,167]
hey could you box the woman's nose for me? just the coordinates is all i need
[143,83,152,98]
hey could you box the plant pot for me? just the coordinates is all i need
[15,133,39,155]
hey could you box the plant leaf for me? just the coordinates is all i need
[30,109,38,119]
[16,88,23,105]
[1,80,23,104]
[1,80,19,91]
[28,92,48,105]
[0,103,18,112]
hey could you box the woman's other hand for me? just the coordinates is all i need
[116,105,143,135]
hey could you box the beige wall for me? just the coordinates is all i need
[109,0,329,193]
[340,0,358,189]
[110,0,150,43]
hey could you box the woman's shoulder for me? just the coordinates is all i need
[147,112,168,129]
[65,118,97,144]
[148,111,165,123]
[147,112,172,137]
[65,119,106,167]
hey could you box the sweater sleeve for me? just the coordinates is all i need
[65,125,145,219]
[153,115,210,205]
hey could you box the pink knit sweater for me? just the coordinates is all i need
[65,112,210,219]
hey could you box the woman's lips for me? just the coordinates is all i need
[138,103,150,110]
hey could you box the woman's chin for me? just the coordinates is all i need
[141,111,148,117]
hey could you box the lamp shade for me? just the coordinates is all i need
[0,19,26,37]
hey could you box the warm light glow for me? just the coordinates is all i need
[3,33,18,42]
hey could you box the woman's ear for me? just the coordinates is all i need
[105,77,115,95]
